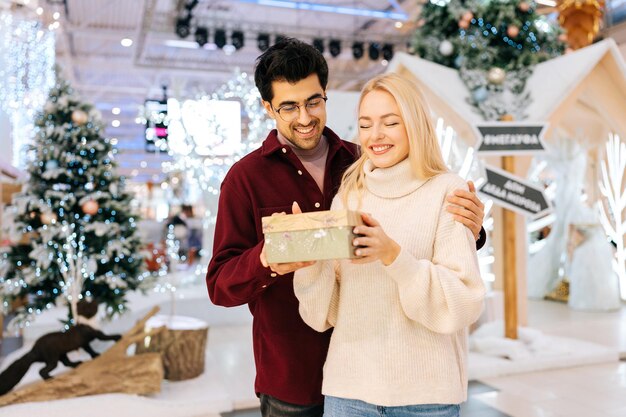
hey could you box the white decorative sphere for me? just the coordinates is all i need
[438,40,454,57]
[45,160,59,171]
[487,67,506,85]
[86,258,99,274]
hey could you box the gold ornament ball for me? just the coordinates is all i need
[462,11,474,22]
[499,114,515,122]
[71,109,89,125]
[487,67,506,85]
[519,2,530,12]
[507,25,519,38]
[82,200,99,215]
[459,19,470,29]
[41,212,57,224]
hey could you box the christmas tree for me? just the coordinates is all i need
[412,0,566,120]
[0,76,147,327]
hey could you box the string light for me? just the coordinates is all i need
[0,11,55,168]
[158,69,273,257]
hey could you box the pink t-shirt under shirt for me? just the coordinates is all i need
[277,131,329,193]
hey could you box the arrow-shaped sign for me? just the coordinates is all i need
[475,122,548,155]
[479,165,552,218]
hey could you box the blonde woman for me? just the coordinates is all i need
[293,73,485,417]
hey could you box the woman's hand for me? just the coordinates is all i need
[351,212,400,266]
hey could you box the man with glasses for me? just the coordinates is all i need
[206,38,486,417]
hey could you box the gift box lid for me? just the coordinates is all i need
[262,209,363,233]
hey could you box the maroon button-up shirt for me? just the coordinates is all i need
[206,127,359,405]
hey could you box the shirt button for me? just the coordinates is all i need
[270,273,277,277]
[315,202,320,208]
[281,148,287,153]
[297,170,302,175]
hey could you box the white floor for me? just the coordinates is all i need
[469,299,626,417]
[1,276,625,417]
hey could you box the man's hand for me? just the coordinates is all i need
[259,201,315,275]
[446,180,485,240]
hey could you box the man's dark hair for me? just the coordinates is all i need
[254,37,329,103]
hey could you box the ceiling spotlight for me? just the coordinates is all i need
[175,16,191,38]
[194,27,208,47]
[368,42,381,60]
[329,39,341,57]
[231,30,245,50]
[214,29,227,49]
[257,33,270,51]
[312,38,324,54]
[120,38,133,47]
[183,0,199,11]
[352,42,364,59]
[382,43,394,61]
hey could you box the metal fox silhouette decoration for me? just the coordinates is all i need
[0,300,121,396]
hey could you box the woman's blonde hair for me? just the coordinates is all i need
[338,73,448,207]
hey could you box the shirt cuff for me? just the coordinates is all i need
[476,227,487,250]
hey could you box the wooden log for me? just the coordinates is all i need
[136,315,208,381]
[502,156,518,340]
[0,307,165,406]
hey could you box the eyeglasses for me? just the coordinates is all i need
[272,96,328,122]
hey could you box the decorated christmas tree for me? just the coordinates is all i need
[0,76,146,327]
[412,0,566,120]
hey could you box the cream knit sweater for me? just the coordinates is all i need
[293,158,485,407]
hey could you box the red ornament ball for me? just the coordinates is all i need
[462,11,474,22]
[519,2,530,12]
[82,200,99,215]
[71,109,89,126]
[507,25,520,38]
[40,212,57,225]
[459,19,470,29]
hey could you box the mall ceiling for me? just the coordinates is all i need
[47,0,421,182]
[11,0,626,183]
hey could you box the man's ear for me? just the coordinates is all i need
[261,100,275,119]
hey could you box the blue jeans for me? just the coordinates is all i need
[260,394,324,417]
[324,396,460,417]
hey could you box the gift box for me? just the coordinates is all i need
[262,209,363,263]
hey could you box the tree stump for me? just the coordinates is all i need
[136,315,208,381]
[0,307,164,406]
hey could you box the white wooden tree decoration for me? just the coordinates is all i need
[56,224,85,323]
[598,133,626,301]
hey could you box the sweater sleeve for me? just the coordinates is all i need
[205,177,276,307]
[293,259,340,332]
[384,177,485,334]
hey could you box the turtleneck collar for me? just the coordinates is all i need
[277,131,329,162]
[364,157,430,198]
